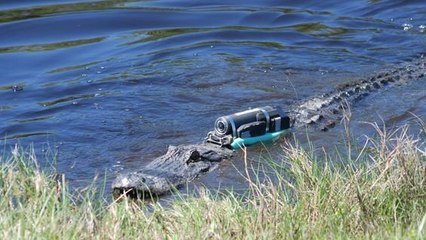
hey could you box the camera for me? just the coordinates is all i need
[206,106,290,147]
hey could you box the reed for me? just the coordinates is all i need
[0,123,424,239]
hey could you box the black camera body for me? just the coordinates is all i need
[206,106,291,147]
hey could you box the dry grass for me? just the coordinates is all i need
[0,122,425,239]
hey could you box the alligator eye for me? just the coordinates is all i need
[187,150,200,164]
[189,150,200,161]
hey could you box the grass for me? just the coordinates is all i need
[0,123,425,239]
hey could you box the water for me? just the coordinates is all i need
[1,0,425,194]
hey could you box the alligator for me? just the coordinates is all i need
[112,54,426,198]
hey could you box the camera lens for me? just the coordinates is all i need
[214,117,229,136]
[218,122,225,131]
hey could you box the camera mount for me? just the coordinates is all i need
[206,106,291,149]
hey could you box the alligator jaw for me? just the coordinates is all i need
[112,170,185,199]
[112,172,149,199]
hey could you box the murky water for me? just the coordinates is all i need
[1,0,425,194]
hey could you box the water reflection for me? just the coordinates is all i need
[0,37,105,53]
[0,0,142,23]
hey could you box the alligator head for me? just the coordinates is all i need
[112,143,233,198]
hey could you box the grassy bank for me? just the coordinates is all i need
[0,123,425,239]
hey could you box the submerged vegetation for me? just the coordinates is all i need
[0,123,425,239]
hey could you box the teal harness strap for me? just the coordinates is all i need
[230,130,288,149]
